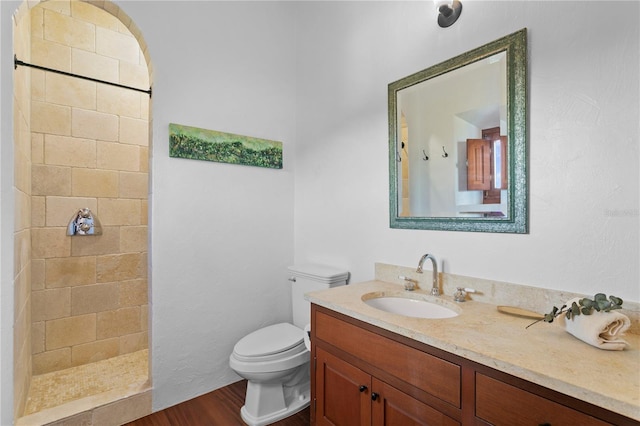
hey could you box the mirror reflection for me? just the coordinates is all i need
[397,52,507,218]
[389,29,528,233]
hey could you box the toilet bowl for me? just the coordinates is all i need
[230,323,310,425]
[229,264,349,426]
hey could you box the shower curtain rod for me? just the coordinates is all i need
[14,55,152,97]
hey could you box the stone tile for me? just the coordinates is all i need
[32,196,46,227]
[118,279,147,307]
[96,307,140,339]
[72,47,119,85]
[119,332,148,355]
[120,61,149,91]
[32,228,71,259]
[71,283,119,315]
[32,321,45,354]
[32,259,46,291]
[15,190,31,232]
[46,314,96,350]
[71,226,120,256]
[44,9,95,52]
[32,101,72,136]
[98,199,141,226]
[71,338,119,366]
[97,84,141,119]
[32,288,71,322]
[140,305,148,332]
[39,0,71,16]
[138,146,149,173]
[44,135,96,168]
[119,116,148,146]
[45,256,96,288]
[31,38,72,74]
[46,196,98,227]
[119,172,148,199]
[32,164,72,196]
[119,226,147,254]
[71,108,119,141]
[140,200,148,225]
[45,72,96,110]
[71,168,118,197]
[96,253,145,283]
[14,229,30,274]
[30,4,44,39]
[33,347,71,375]
[71,1,121,31]
[32,132,45,164]
[31,69,46,103]
[97,141,139,171]
[44,412,92,426]
[95,26,139,63]
[91,389,151,426]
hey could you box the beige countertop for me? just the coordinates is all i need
[306,280,640,421]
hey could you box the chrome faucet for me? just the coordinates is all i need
[416,254,439,296]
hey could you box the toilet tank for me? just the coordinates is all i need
[288,264,349,329]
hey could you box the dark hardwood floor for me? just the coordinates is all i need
[125,380,310,426]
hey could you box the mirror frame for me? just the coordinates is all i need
[389,28,528,233]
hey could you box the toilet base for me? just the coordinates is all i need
[240,368,310,426]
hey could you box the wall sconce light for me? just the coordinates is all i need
[67,208,102,236]
[435,0,462,28]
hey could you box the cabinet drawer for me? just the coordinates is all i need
[476,373,612,426]
[315,310,461,408]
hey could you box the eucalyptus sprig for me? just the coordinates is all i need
[526,293,623,329]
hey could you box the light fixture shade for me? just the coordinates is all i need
[435,0,462,28]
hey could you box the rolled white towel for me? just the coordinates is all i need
[556,297,630,350]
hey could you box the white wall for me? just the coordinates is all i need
[118,1,297,412]
[294,1,639,302]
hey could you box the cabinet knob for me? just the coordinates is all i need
[359,385,367,392]
[371,392,379,401]
[539,423,551,426]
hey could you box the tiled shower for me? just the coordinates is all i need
[12,0,152,422]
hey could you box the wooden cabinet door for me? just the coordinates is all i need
[371,378,460,426]
[476,374,613,426]
[315,347,371,426]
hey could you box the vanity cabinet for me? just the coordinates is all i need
[311,304,639,426]
[315,347,459,426]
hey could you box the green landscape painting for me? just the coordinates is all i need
[169,123,283,169]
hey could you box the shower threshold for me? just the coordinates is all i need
[17,349,151,425]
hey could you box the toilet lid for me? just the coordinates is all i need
[234,323,304,358]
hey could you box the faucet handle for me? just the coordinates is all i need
[398,275,417,291]
[454,287,476,302]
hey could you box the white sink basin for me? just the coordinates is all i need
[362,292,459,319]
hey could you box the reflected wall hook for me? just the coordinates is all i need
[67,208,102,236]
[442,146,449,158]
[423,150,429,161]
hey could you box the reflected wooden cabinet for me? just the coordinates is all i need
[311,304,638,426]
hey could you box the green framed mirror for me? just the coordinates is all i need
[389,29,528,233]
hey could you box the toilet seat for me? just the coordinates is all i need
[234,323,304,359]
[230,323,309,373]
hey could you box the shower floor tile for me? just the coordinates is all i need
[24,349,149,416]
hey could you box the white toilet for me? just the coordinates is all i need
[229,264,349,426]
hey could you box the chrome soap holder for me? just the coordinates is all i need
[67,208,102,236]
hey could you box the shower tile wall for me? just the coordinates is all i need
[14,2,34,417]
[28,1,150,375]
